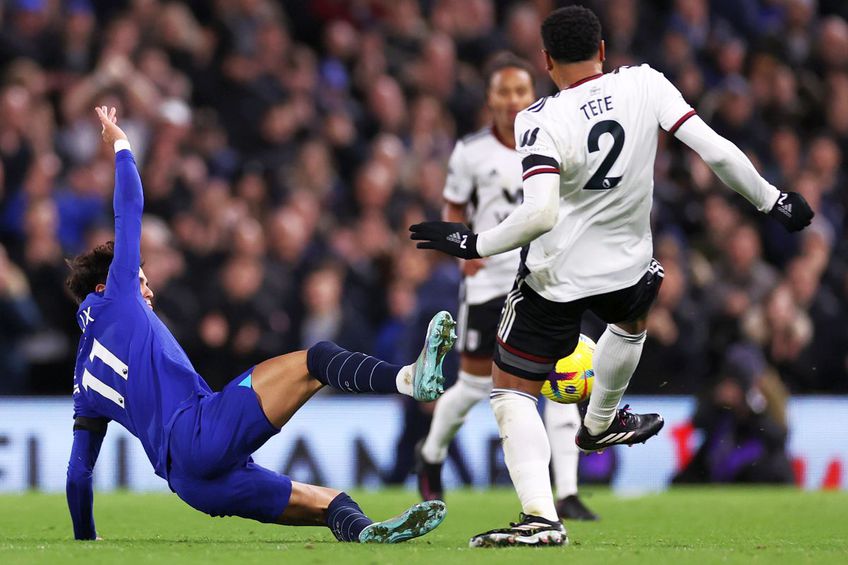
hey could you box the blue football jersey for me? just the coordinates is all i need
[71,149,212,479]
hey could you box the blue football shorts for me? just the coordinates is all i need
[167,368,293,523]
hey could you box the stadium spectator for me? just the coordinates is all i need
[0,242,40,393]
[673,344,794,484]
[742,283,816,392]
[632,236,708,393]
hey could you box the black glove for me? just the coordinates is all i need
[768,191,814,232]
[409,221,481,259]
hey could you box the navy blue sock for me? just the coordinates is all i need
[307,341,403,393]
[326,492,373,542]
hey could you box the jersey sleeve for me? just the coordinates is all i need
[73,389,101,419]
[514,110,562,180]
[66,426,106,540]
[647,67,697,134]
[443,141,474,205]
[73,367,102,419]
[105,149,143,299]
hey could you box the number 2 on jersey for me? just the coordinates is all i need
[584,120,625,190]
[81,338,128,408]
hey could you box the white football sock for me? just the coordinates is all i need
[490,388,558,522]
[395,365,413,396]
[584,324,646,436]
[544,401,581,498]
[420,371,492,464]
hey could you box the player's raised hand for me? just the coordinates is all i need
[410,221,481,260]
[94,106,128,146]
[768,191,814,232]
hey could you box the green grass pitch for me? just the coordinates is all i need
[1,487,846,564]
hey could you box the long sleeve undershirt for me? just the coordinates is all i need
[475,171,560,257]
[674,115,780,213]
[66,428,105,539]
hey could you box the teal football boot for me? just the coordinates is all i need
[411,311,457,402]
[359,500,447,544]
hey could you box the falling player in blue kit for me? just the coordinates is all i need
[65,107,456,543]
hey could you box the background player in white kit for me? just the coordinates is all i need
[414,53,597,522]
[411,6,814,547]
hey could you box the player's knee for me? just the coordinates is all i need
[489,388,537,420]
[305,341,343,383]
[607,323,647,342]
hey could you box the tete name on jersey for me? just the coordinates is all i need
[580,96,613,120]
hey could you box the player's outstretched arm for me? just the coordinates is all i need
[66,418,108,540]
[674,115,814,232]
[410,172,558,259]
[411,116,560,259]
[95,106,144,296]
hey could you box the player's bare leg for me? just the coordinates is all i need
[251,311,456,429]
[468,365,567,547]
[277,482,340,526]
[251,352,323,428]
[417,353,492,500]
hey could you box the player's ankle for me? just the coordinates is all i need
[523,500,560,523]
[326,492,373,542]
[583,414,614,436]
[395,365,414,396]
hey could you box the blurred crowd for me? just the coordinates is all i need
[0,0,847,405]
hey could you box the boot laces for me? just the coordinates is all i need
[618,404,634,427]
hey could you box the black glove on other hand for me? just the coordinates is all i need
[768,191,814,233]
[409,221,481,260]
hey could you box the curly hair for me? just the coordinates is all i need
[483,51,536,89]
[65,241,115,304]
[541,6,602,64]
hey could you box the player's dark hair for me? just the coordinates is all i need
[541,6,602,64]
[65,241,115,304]
[483,52,536,89]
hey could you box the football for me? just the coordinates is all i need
[541,334,595,404]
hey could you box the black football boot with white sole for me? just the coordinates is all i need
[469,513,567,548]
[575,404,664,453]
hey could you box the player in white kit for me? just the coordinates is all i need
[414,53,597,522]
[411,6,813,547]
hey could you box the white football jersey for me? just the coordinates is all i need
[444,128,524,304]
[514,64,695,302]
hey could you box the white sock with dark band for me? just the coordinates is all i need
[490,388,558,522]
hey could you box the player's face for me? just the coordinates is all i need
[139,268,154,309]
[487,67,535,131]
